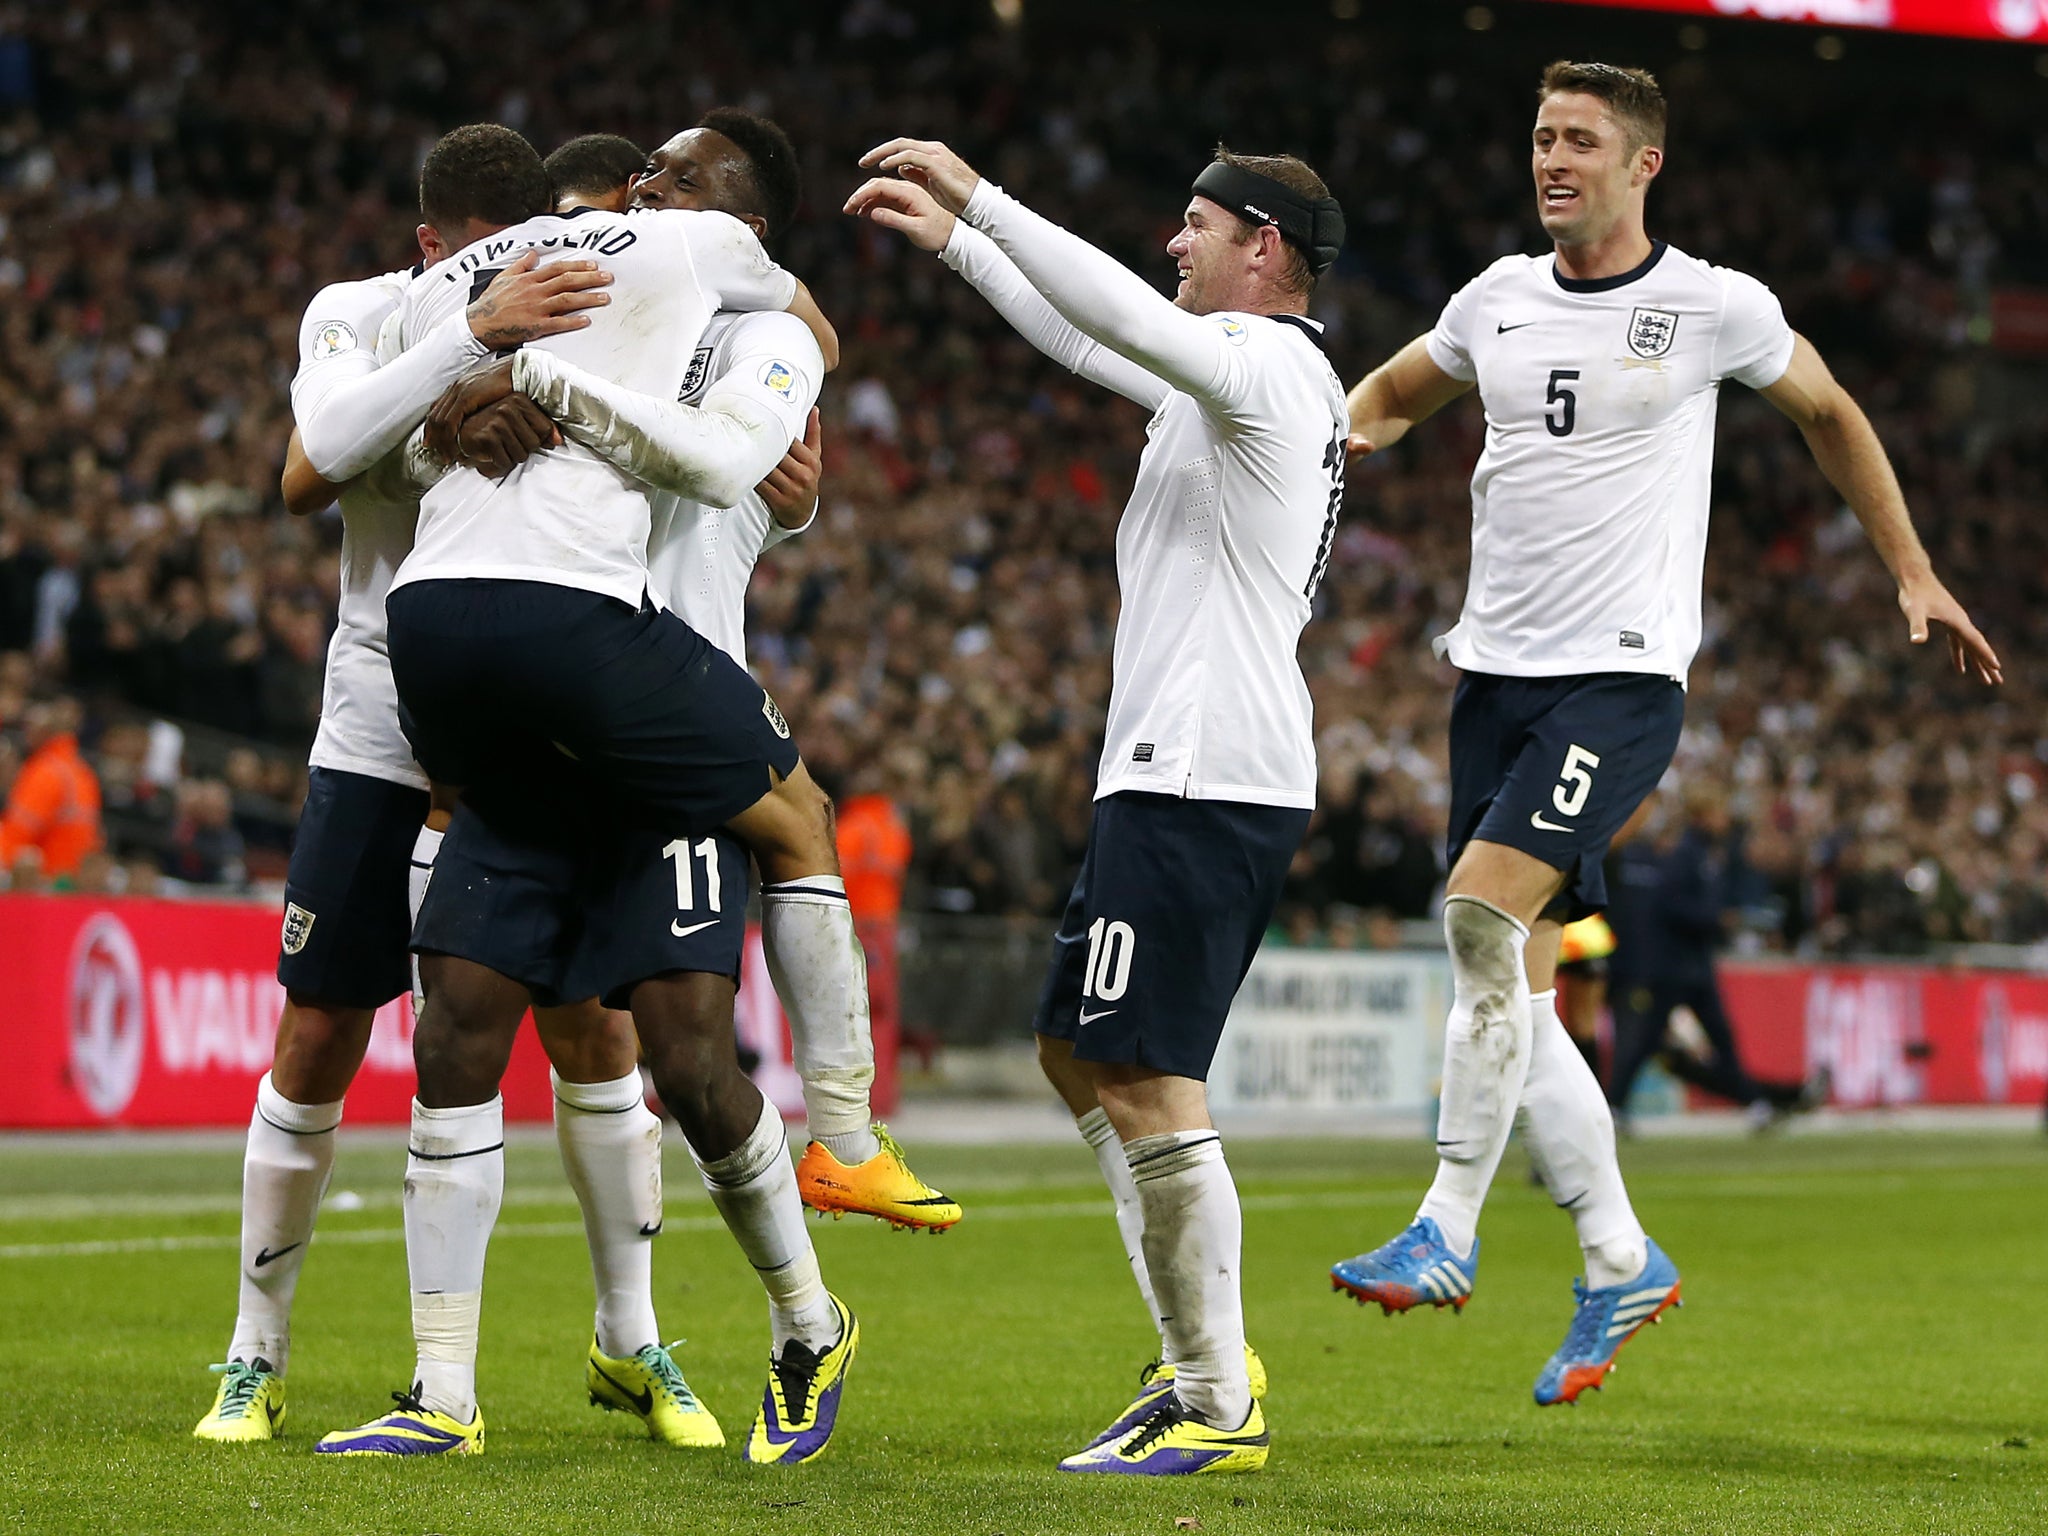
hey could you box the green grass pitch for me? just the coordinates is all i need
[1,1129,2043,1535]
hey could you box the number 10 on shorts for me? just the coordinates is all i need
[1083,917,1135,1001]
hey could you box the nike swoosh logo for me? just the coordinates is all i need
[638,1221,663,1237]
[1497,320,1536,333]
[670,918,718,938]
[590,1361,654,1416]
[1529,810,1574,832]
[265,1399,284,1429]
[253,1243,302,1268]
[1077,1007,1117,1026]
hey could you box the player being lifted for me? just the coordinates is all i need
[1328,62,1999,1406]
[850,137,1348,1474]
[191,136,625,1443]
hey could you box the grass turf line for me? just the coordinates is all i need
[0,1133,2043,1535]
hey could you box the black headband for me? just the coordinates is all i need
[1191,161,1345,278]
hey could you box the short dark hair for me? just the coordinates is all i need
[1538,61,1667,153]
[1211,144,1330,296]
[698,108,802,242]
[544,133,646,202]
[419,123,551,232]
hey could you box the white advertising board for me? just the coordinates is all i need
[1207,948,1448,1120]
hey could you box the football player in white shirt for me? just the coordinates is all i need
[1327,62,1999,1406]
[192,183,619,1442]
[319,123,860,1465]
[434,115,958,1236]
[850,139,1350,1475]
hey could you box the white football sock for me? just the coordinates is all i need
[763,875,881,1167]
[1518,990,1648,1288]
[1126,1130,1249,1429]
[553,1069,663,1358]
[407,825,442,1018]
[1077,1105,1168,1357]
[226,1072,342,1374]
[1417,895,1533,1259]
[404,1096,502,1421]
[691,1094,839,1355]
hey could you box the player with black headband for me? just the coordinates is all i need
[849,141,1348,1475]
[1328,61,1998,1407]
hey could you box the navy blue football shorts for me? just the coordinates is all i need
[276,766,431,1009]
[386,578,799,841]
[1446,670,1686,922]
[413,795,750,1011]
[1033,791,1310,1082]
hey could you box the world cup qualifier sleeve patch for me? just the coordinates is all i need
[761,693,791,739]
[310,320,357,359]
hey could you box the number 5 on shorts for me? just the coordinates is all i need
[1553,744,1601,818]
[1083,917,1135,1002]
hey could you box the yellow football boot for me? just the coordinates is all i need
[744,1293,859,1465]
[1080,1344,1267,1451]
[1061,1394,1269,1475]
[795,1125,961,1231]
[586,1339,724,1448]
[193,1359,286,1443]
[314,1387,483,1456]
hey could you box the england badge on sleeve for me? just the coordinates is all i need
[1626,306,1678,359]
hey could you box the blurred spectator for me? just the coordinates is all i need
[162,779,245,888]
[0,696,101,881]
[837,770,914,925]
[0,1,2041,935]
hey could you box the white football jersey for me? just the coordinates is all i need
[643,310,825,664]
[292,269,428,791]
[389,207,797,607]
[1427,241,1795,683]
[1096,312,1347,809]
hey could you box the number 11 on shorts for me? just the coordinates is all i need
[663,837,723,913]
[1083,917,1135,1001]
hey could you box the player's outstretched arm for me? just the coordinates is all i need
[786,283,840,373]
[1759,334,2002,685]
[294,254,610,482]
[1345,335,1473,460]
[849,177,1168,409]
[850,139,1252,413]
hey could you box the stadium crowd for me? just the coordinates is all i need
[1,1,2044,955]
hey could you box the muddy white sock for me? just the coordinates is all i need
[407,825,442,1017]
[764,875,881,1166]
[553,1069,663,1358]
[404,1096,502,1421]
[226,1072,342,1374]
[692,1094,839,1354]
[1518,990,1648,1288]
[1417,896,1533,1259]
[1077,1105,1167,1358]
[1126,1130,1249,1429]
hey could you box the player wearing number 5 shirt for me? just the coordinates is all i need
[1328,62,2000,1406]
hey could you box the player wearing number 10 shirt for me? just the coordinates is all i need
[1329,62,1999,1406]
[850,137,1348,1475]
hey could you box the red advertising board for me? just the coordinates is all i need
[1718,961,2048,1106]
[1536,0,2048,43]
[0,895,897,1129]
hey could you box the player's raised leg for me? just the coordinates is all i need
[746,810,956,1231]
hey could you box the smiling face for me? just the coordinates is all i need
[632,128,766,239]
[1166,194,1264,315]
[1531,90,1659,250]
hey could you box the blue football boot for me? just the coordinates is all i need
[1330,1217,1478,1315]
[1533,1238,1682,1406]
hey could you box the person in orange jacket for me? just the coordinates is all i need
[0,696,103,880]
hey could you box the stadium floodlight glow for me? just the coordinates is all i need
[1529,0,2048,43]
